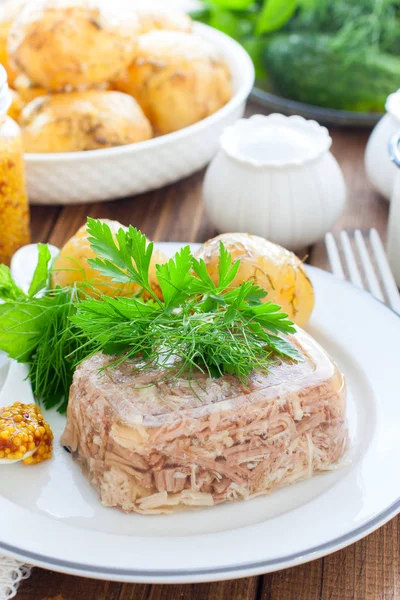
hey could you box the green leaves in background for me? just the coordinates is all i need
[256,0,297,34]
[197,0,303,36]
[193,0,400,112]
[209,0,254,8]
[209,7,257,39]
[241,37,267,78]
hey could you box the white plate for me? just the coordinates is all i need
[24,23,255,205]
[0,242,400,583]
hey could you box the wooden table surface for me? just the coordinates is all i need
[15,103,398,600]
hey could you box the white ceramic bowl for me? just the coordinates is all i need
[24,23,254,205]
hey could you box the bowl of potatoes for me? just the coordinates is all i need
[1,0,255,205]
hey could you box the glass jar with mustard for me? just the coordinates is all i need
[0,64,30,266]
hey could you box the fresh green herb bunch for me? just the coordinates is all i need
[0,219,300,413]
[72,219,300,381]
[0,245,94,412]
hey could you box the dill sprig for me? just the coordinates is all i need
[27,288,94,412]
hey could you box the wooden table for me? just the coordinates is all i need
[15,103,399,600]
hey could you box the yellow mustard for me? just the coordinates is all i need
[0,402,53,465]
[0,65,30,266]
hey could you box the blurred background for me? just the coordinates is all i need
[191,0,400,126]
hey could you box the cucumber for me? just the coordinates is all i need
[264,33,400,112]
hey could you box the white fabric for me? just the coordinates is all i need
[0,556,32,600]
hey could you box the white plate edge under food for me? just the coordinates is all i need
[0,243,399,583]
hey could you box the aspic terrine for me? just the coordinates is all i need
[61,328,346,514]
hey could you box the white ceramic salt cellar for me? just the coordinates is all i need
[365,89,400,201]
[203,114,346,250]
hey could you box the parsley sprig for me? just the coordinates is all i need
[0,219,301,412]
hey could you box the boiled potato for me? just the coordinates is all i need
[51,220,167,299]
[8,0,140,91]
[20,90,152,153]
[114,31,232,135]
[14,73,48,104]
[195,233,315,327]
[7,88,24,121]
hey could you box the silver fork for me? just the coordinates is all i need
[325,229,400,314]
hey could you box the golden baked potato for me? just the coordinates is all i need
[114,31,232,135]
[52,220,167,299]
[7,88,24,121]
[20,90,152,153]
[195,233,315,327]
[13,73,48,104]
[8,0,140,91]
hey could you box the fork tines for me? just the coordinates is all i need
[325,229,400,314]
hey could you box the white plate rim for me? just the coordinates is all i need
[1,496,399,583]
[1,262,399,583]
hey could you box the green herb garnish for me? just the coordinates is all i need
[71,219,300,379]
[0,219,301,412]
[0,251,93,412]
